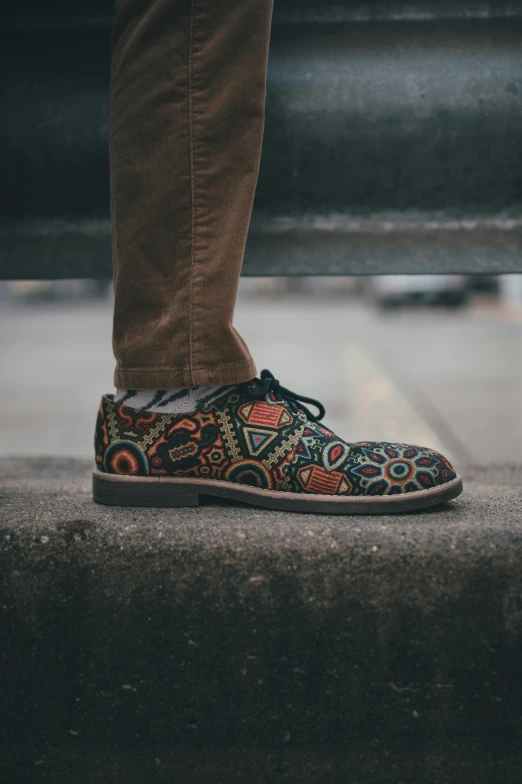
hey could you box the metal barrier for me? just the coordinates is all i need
[1,1,522,278]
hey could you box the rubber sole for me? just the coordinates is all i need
[92,470,463,515]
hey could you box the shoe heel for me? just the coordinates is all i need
[167,492,199,508]
[93,472,201,508]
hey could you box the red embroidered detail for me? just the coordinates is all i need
[238,400,293,428]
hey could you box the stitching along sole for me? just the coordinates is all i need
[93,469,463,515]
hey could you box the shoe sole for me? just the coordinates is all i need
[92,470,463,515]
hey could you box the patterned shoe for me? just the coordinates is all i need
[93,370,463,514]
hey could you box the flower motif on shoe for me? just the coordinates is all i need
[349,443,455,495]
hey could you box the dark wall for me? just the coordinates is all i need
[2,2,522,276]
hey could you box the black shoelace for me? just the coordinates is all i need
[251,369,326,423]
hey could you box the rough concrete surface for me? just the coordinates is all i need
[1,458,521,784]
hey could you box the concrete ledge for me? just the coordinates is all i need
[1,459,522,783]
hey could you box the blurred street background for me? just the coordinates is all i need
[1,274,521,469]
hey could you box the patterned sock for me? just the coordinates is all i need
[114,385,234,414]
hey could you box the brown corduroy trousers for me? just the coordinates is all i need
[111,0,274,390]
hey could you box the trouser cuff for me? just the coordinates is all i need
[114,359,257,390]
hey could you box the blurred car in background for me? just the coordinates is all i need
[369,274,469,308]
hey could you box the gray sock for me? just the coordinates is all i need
[114,385,233,414]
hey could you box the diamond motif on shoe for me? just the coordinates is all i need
[239,400,293,428]
[297,464,352,496]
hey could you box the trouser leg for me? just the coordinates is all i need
[110,0,274,389]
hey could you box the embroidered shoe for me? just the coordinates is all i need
[93,370,463,514]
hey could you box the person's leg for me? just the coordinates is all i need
[110,0,274,390]
[94,0,463,513]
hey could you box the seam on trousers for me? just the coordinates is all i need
[187,0,197,386]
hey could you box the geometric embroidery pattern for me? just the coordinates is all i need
[95,378,457,497]
[243,427,279,457]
